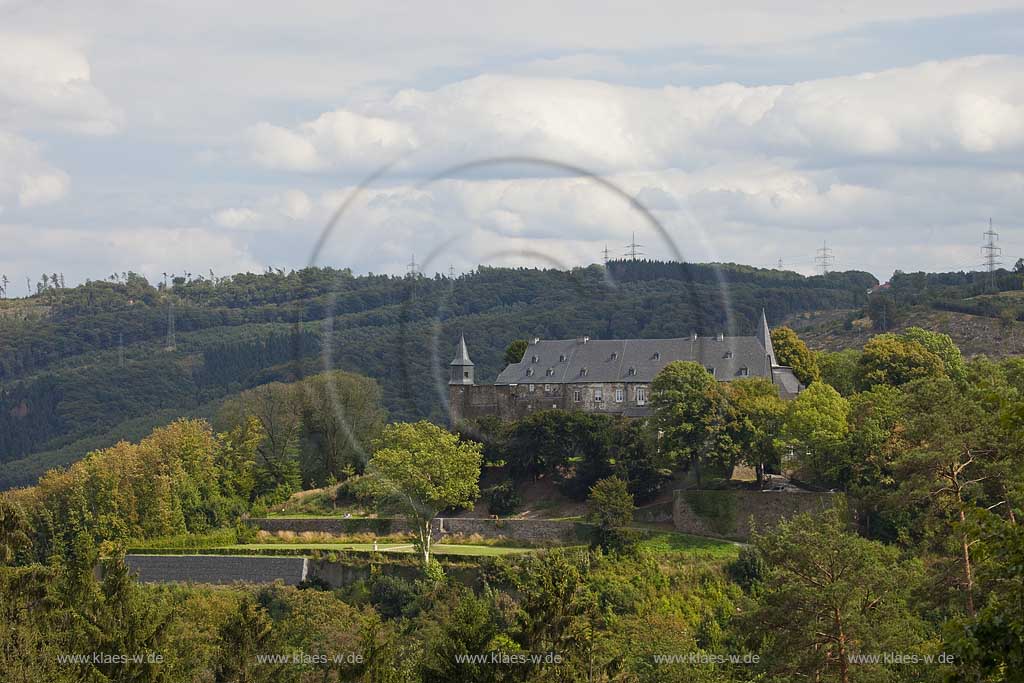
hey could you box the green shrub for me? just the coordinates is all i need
[485,483,521,517]
[727,546,766,593]
[369,575,418,619]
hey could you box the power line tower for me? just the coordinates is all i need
[815,241,835,275]
[982,218,1002,272]
[777,258,784,270]
[602,244,611,265]
[407,254,419,277]
[165,300,176,351]
[448,265,456,280]
[624,233,644,260]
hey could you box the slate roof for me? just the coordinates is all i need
[450,333,474,367]
[495,335,775,385]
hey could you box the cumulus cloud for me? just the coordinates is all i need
[0,131,70,209]
[0,33,122,135]
[212,207,262,229]
[207,190,315,230]
[244,56,1024,175]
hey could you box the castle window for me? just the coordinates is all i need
[573,389,582,402]
[615,388,624,402]
[529,384,535,392]
[636,386,647,405]
[738,366,749,376]
[544,384,552,392]
[463,371,470,379]
[594,388,603,402]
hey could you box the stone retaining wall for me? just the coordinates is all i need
[249,517,593,545]
[673,490,841,541]
[122,554,483,588]
[125,554,308,585]
[632,500,674,524]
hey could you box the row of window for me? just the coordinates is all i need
[527,365,749,379]
[526,384,648,405]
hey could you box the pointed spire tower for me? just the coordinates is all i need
[756,309,776,368]
[449,333,475,385]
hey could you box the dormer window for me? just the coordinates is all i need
[579,367,588,377]
[526,368,534,377]
[546,367,554,376]
[738,366,749,376]
[627,367,636,376]
[652,352,661,360]
[531,355,539,363]
[559,354,567,362]
[724,351,733,359]
[706,366,716,377]
[610,352,618,360]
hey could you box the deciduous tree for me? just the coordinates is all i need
[364,421,482,565]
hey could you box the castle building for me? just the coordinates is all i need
[448,310,802,424]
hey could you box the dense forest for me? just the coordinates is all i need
[0,261,875,488]
[1,324,1022,681]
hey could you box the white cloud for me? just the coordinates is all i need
[0,224,262,286]
[212,207,262,229]
[245,111,417,171]
[280,190,312,220]
[0,33,122,135]
[0,131,70,208]
[244,56,1024,177]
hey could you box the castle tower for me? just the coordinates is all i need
[756,308,776,367]
[449,333,475,385]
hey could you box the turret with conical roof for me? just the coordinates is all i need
[756,309,777,368]
[449,333,475,385]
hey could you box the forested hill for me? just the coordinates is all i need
[0,261,875,488]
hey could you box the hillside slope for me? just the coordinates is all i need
[786,306,1024,357]
[0,261,875,489]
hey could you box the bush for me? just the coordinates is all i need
[593,526,640,555]
[235,521,258,544]
[369,575,418,619]
[727,546,766,593]
[485,483,521,517]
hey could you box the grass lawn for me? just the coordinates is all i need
[637,531,741,560]
[217,543,535,557]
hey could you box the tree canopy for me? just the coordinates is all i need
[364,421,483,564]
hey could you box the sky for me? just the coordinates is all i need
[2,1,1024,291]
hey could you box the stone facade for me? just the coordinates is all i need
[448,311,802,425]
[449,381,651,424]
